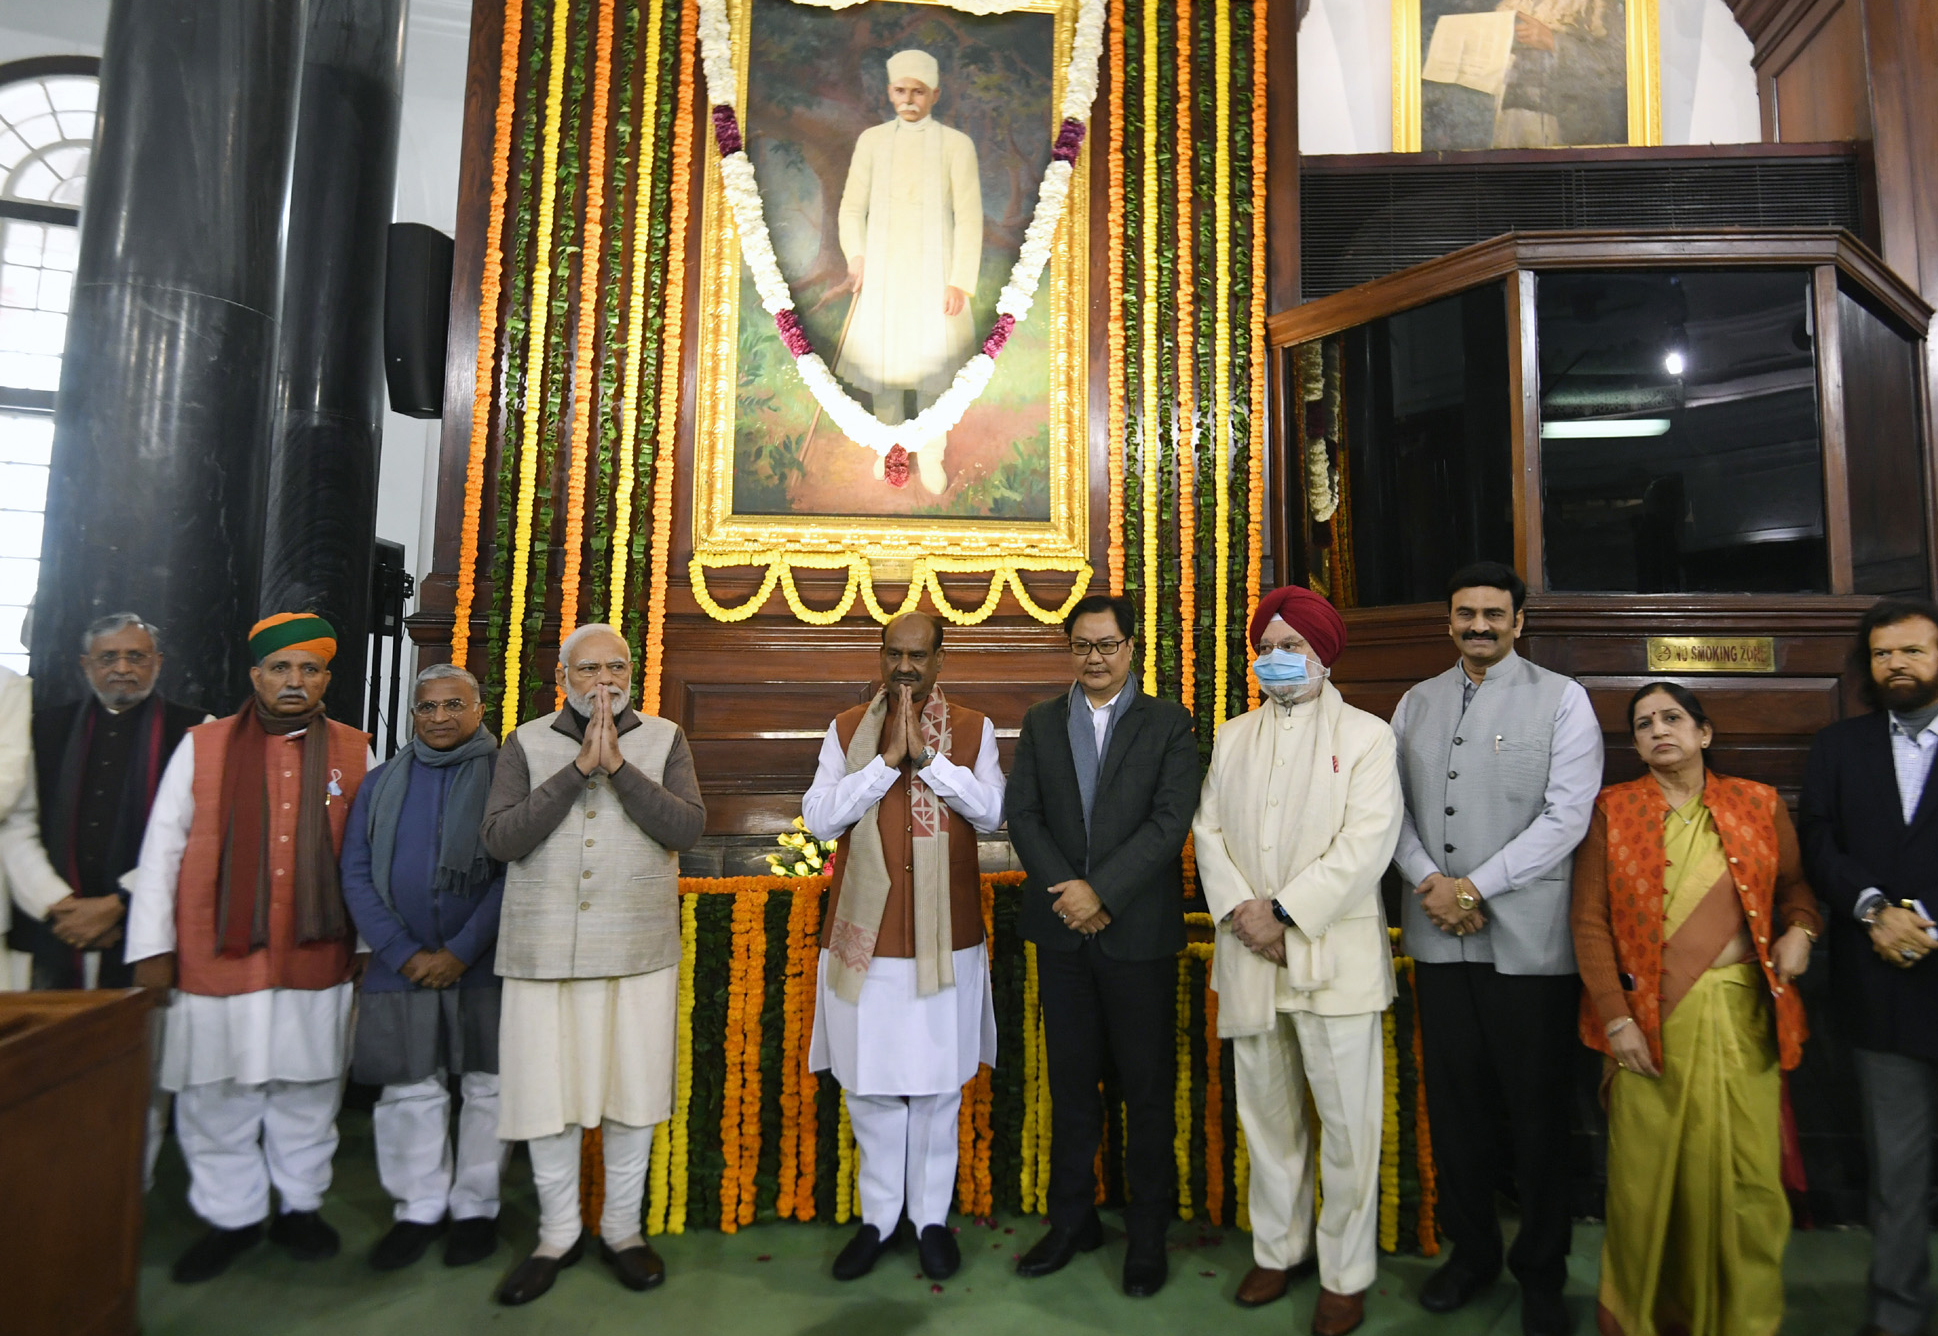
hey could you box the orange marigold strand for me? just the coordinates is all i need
[1244,0,1267,710]
[1104,0,1127,595]
[1175,0,1196,712]
[451,0,527,667]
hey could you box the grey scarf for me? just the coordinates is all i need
[364,729,498,911]
[1067,677,1139,834]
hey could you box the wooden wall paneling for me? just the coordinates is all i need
[1815,264,1854,593]
[1507,269,1542,593]
[1764,0,1870,145]
[1266,0,1299,314]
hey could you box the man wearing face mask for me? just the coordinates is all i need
[1390,562,1601,1336]
[480,623,704,1305]
[800,611,1004,1282]
[11,613,206,990]
[1191,587,1401,1334]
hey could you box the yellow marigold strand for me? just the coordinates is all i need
[1211,0,1232,725]
[451,0,526,668]
[776,887,807,1220]
[1174,955,1193,1217]
[1138,0,1159,690]
[719,891,746,1232]
[738,889,767,1226]
[639,0,698,717]
[1204,977,1223,1223]
[1379,1009,1401,1252]
[1175,0,1197,713]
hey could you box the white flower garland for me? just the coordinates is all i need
[699,0,1107,462]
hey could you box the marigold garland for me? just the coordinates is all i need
[1173,955,1193,1218]
[719,890,749,1232]
[1138,0,1160,688]
[1379,1009,1401,1252]
[1409,958,1440,1255]
[835,1091,857,1225]
[1244,0,1267,711]
[689,552,1093,628]
[451,0,526,669]
[776,886,807,1220]
[638,0,696,717]
[1105,0,1127,594]
[604,0,669,626]
[1235,1119,1251,1232]
[1210,0,1232,726]
[795,883,823,1220]
[1021,940,1041,1211]
[737,888,768,1227]
[497,0,576,729]
[1203,977,1224,1224]
[555,0,617,667]
[1174,0,1197,714]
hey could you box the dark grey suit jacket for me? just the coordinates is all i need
[1004,688,1200,962]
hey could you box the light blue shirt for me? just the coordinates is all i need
[1853,709,1938,922]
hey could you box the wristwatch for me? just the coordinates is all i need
[1271,900,1295,928]
[1454,881,1478,913]
[915,746,936,769]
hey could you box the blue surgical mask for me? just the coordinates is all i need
[1252,648,1318,687]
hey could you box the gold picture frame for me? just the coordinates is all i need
[1392,0,1660,152]
[690,0,1090,567]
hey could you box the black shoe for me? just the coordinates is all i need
[1521,1287,1572,1336]
[832,1223,895,1281]
[1123,1236,1168,1298]
[268,1209,340,1261]
[1420,1258,1498,1313]
[370,1218,446,1272]
[171,1223,263,1283]
[1015,1214,1104,1279]
[496,1234,586,1306]
[444,1216,498,1267]
[600,1237,667,1291]
[917,1224,960,1281]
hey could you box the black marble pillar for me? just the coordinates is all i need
[31,0,307,714]
[260,0,406,724]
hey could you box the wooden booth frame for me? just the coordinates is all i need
[689,0,1092,571]
[1391,0,1662,153]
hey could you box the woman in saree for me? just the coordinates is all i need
[1571,681,1819,1336]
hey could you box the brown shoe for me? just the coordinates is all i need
[495,1234,585,1306]
[1236,1266,1289,1307]
[1312,1287,1366,1336]
[599,1237,666,1291]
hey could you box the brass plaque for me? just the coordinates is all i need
[1646,636,1777,674]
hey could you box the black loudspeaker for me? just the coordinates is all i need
[384,222,455,418]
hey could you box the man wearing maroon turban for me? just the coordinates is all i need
[1192,586,1402,1334]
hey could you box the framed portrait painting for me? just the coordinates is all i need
[691,0,1089,564]
[1392,0,1660,152]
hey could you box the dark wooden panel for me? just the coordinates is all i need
[1768,0,1870,144]
[1577,675,1842,736]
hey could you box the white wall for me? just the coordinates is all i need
[0,0,470,604]
[1299,0,1761,154]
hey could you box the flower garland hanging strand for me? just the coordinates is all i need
[1138,0,1160,693]
[556,0,615,666]
[1204,975,1224,1224]
[694,0,1106,467]
[1245,0,1267,710]
[639,0,696,717]
[1175,0,1197,714]
[1173,955,1193,1218]
[1105,0,1127,593]
[1210,0,1233,726]
[795,883,823,1219]
[452,0,528,669]
[738,889,768,1227]
[499,0,576,729]
[587,1,637,620]
[604,0,669,625]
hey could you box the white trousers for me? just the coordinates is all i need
[174,1077,343,1230]
[373,1073,508,1224]
[846,1088,962,1232]
[1233,1010,1384,1294]
[527,1119,652,1249]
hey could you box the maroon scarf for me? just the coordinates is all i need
[214,702,347,957]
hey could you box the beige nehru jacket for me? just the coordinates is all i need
[483,708,701,980]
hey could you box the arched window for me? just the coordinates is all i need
[0,56,94,672]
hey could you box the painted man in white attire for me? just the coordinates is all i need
[480,623,705,1306]
[834,48,983,496]
[802,611,1004,1282]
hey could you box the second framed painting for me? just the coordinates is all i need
[691,0,1089,565]
[1393,0,1660,152]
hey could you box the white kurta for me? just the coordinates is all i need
[833,115,982,402]
[125,733,366,1091]
[498,967,678,1141]
[801,714,1003,1095]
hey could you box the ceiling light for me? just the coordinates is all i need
[1540,419,1673,439]
[1664,351,1686,375]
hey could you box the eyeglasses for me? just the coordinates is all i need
[569,660,631,676]
[1068,638,1128,658]
[89,650,152,669]
[412,698,476,718]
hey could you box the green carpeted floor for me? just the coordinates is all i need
[135,1106,1892,1334]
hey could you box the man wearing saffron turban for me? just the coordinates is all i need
[833,47,983,496]
[126,613,372,1284]
[1191,586,1402,1335]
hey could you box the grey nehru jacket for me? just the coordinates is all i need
[1392,651,1603,976]
[482,706,705,980]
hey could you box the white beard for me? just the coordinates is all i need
[566,686,627,717]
